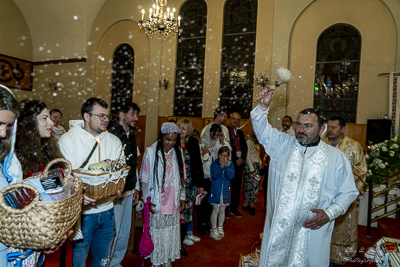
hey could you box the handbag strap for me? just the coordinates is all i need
[79,141,98,169]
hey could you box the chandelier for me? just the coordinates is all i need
[138,0,182,39]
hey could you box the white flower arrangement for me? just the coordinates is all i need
[367,135,400,184]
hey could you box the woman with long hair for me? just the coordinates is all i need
[139,122,185,267]
[15,99,69,266]
[0,85,22,266]
[176,119,204,254]
[15,100,64,178]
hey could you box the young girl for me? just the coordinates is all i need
[197,124,231,235]
[139,122,185,267]
[208,146,235,241]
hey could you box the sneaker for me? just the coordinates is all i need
[242,205,250,211]
[249,207,256,216]
[210,230,221,241]
[217,227,224,238]
[230,210,242,218]
[183,238,194,246]
[187,234,201,242]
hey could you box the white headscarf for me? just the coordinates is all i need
[0,84,22,184]
[201,123,221,148]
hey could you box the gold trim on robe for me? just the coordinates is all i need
[323,136,367,265]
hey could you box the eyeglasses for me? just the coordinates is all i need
[89,113,111,121]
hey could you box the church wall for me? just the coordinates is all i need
[95,20,150,113]
[0,0,399,134]
[0,0,32,61]
[288,0,397,125]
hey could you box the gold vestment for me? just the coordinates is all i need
[323,135,367,265]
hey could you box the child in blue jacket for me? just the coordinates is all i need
[209,146,235,240]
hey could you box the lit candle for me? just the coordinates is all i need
[96,138,101,161]
[141,9,145,21]
[178,15,181,27]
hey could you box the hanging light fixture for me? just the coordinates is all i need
[138,0,182,39]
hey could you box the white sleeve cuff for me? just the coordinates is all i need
[325,202,345,221]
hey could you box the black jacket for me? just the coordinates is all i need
[108,118,138,192]
[185,136,205,188]
[227,126,248,170]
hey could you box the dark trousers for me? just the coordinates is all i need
[230,165,244,212]
[196,178,212,229]
[180,223,188,246]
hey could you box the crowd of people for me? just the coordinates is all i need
[0,82,367,267]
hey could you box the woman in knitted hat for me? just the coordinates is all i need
[139,122,186,267]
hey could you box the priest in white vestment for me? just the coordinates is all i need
[252,88,359,267]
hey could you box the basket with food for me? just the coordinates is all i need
[0,158,83,250]
[72,147,130,200]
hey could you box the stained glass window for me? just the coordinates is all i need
[111,43,134,114]
[219,0,257,119]
[314,24,361,123]
[174,0,207,117]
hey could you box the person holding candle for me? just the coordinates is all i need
[58,97,122,267]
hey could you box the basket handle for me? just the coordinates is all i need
[0,183,41,214]
[43,158,72,177]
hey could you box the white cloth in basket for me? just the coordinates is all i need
[73,169,129,187]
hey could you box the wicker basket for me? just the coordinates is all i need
[0,158,83,250]
[72,167,129,200]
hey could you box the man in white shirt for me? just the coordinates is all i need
[280,115,295,136]
[58,98,122,267]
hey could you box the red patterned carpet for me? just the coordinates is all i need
[122,192,387,267]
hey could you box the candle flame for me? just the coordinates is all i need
[96,138,100,144]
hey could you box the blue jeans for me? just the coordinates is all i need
[110,194,133,267]
[186,222,194,235]
[73,208,116,267]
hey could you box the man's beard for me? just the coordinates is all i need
[295,131,320,146]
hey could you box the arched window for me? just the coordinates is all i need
[111,43,134,114]
[219,0,257,118]
[174,0,207,117]
[314,24,361,123]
